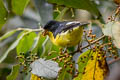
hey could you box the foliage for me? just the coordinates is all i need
[74,50,108,80]
[47,0,101,17]
[0,0,8,29]
[7,65,20,80]
[0,0,120,80]
[12,0,30,15]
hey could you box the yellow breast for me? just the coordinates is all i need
[48,26,83,47]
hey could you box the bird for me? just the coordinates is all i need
[43,20,89,47]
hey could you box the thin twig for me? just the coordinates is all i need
[70,35,106,55]
[17,27,43,32]
[81,35,105,50]
[84,32,92,49]
[108,57,120,65]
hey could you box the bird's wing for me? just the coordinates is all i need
[53,21,89,38]
[62,21,89,32]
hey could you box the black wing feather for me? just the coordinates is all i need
[53,21,89,38]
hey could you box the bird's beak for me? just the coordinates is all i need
[42,30,49,36]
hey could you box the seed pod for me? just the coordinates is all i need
[20,71,23,74]
[62,56,65,60]
[69,56,72,59]
[114,55,118,59]
[96,42,99,45]
[84,67,86,70]
[82,71,85,74]
[83,30,86,33]
[69,70,73,74]
[112,50,116,54]
[93,49,96,52]
[108,36,111,40]
[92,35,96,38]
[59,58,62,62]
[25,72,28,75]
[91,56,94,60]
[70,64,73,68]
[52,58,57,61]
[104,56,107,59]
[108,17,111,20]
[87,35,90,37]
[64,65,67,68]
[84,56,87,58]
[88,39,93,42]
[59,52,63,55]
[74,74,78,77]
[108,47,112,50]
[108,42,112,46]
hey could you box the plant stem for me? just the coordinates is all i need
[70,35,106,55]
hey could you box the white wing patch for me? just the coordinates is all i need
[66,21,80,26]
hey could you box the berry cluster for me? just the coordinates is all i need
[51,49,75,77]
[16,52,39,75]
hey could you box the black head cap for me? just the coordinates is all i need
[43,20,59,32]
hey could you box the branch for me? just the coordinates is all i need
[70,35,106,55]
[81,35,105,50]
[17,27,44,32]
[108,57,120,65]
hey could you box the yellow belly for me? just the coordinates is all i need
[48,27,83,47]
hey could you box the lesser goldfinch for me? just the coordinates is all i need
[43,20,89,47]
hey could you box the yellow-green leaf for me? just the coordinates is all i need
[30,73,41,80]
[74,50,109,80]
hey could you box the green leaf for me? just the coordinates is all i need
[58,69,72,80]
[7,64,20,80]
[30,34,40,52]
[0,29,17,41]
[6,0,12,11]
[47,0,101,17]
[55,7,69,21]
[41,36,60,57]
[0,32,26,63]
[12,0,30,15]
[0,0,8,29]
[53,11,60,19]
[51,44,60,53]
[37,34,46,56]
[16,32,37,55]
[41,37,53,57]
